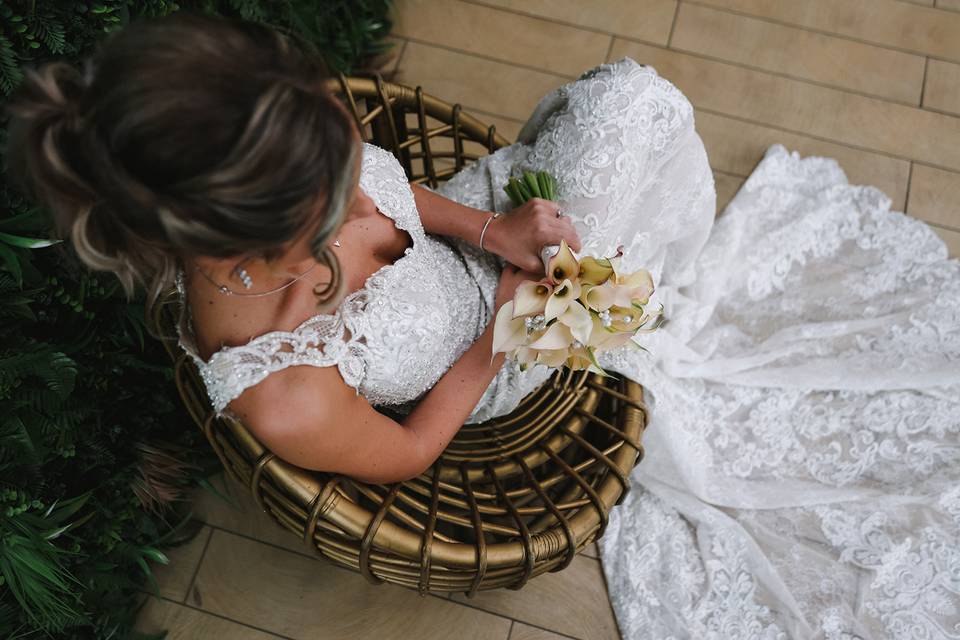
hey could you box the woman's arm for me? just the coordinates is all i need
[410,182,582,272]
[230,264,537,484]
[410,182,491,248]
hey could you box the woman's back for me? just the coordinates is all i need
[172,142,550,426]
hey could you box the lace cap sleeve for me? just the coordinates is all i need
[359,141,427,241]
[172,267,370,418]
[198,315,370,417]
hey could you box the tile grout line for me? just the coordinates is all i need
[391,38,410,76]
[182,526,214,605]
[466,105,527,125]
[897,0,960,14]
[428,70,960,183]
[151,594,298,640]
[506,620,515,640]
[200,524,468,605]
[905,161,916,215]
[919,56,930,107]
[462,0,960,64]
[682,0,960,63]
[446,597,585,640]
[374,35,960,181]
[200,522,318,561]
[668,0,682,47]
[923,104,960,118]
[460,0,673,49]
[693,105,960,175]
[410,73,960,181]
[713,167,750,179]
[624,36,936,108]
[157,586,613,640]
[404,28,953,116]
[401,35,576,81]
[604,35,615,64]
[929,219,960,234]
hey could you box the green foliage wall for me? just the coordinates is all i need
[0,1,394,638]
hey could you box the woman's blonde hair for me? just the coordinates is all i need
[5,12,358,335]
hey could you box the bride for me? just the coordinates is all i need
[9,13,960,639]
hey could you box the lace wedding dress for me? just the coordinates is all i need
[174,57,960,639]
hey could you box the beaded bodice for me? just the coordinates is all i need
[173,141,513,419]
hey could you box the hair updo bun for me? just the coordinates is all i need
[5,12,359,328]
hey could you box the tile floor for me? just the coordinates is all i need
[135,2,960,639]
[134,472,614,640]
[387,0,960,254]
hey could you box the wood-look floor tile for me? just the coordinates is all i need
[694,110,911,211]
[391,0,609,77]
[607,39,960,173]
[693,0,960,62]
[147,524,212,602]
[939,0,960,11]
[190,472,311,558]
[192,529,512,640]
[907,164,960,229]
[580,542,599,559]
[923,59,960,116]
[450,555,619,640]
[714,171,746,216]
[473,0,677,46]
[671,3,925,103]
[371,35,407,77]
[930,224,960,257]
[510,621,575,640]
[135,596,285,640]
[395,41,569,122]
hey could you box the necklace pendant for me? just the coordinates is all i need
[333,239,341,247]
[219,285,231,295]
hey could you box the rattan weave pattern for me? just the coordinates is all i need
[148,72,648,596]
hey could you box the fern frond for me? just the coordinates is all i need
[0,33,22,96]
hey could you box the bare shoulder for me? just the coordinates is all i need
[222,361,429,483]
[225,362,358,439]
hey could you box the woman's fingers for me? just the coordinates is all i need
[553,218,582,252]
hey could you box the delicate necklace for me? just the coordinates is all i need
[194,261,321,297]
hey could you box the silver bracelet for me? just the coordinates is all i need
[479,212,501,252]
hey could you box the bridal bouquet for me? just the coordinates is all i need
[493,171,665,375]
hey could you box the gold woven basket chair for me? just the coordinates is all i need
[148,72,649,597]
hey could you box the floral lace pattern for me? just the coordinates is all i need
[174,142,550,418]
[174,55,960,637]
[433,57,960,637]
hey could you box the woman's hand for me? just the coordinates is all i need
[484,198,582,273]
[495,263,544,310]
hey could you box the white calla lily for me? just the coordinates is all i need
[578,255,614,286]
[512,280,553,318]
[535,349,569,368]
[492,301,528,358]
[545,239,579,285]
[544,278,582,321]
[527,321,574,350]
[583,280,619,311]
[557,300,593,345]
